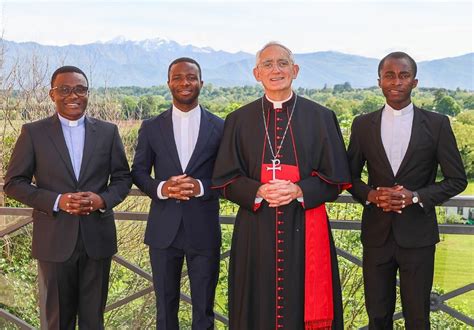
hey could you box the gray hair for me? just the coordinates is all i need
[255,41,295,66]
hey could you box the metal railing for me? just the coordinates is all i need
[1,184,473,329]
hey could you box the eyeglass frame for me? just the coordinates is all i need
[257,58,293,71]
[51,85,89,97]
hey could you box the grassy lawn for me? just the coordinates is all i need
[433,180,473,316]
[433,234,474,316]
[461,179,474,195]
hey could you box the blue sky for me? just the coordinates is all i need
[1,0,472,61]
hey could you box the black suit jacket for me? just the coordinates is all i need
[347,106,467,248]
[131,106,224,250]
[4,114,132,262]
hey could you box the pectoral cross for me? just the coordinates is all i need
[266,158,281,180]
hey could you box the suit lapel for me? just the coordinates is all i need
[47,114,77,182]
[159,108,183,172]
[78,116,97,182]
[395,106,423,178]
[185,107,213,173]
[371,108,395,178]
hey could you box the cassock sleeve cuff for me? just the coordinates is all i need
[253,201,262,211]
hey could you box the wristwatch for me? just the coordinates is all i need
[412,191,420,204]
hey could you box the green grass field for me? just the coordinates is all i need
[434,180,474,317]
[433,180,474,316]
[461,180,474,195]
[434,234,474,316]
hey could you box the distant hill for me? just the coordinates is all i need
[2,38,472,90]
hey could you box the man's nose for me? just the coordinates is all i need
[271,63,283,73]
[392,77,402,85]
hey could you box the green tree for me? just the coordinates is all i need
[462,94,474,110]
[121,95,139,119]
[435,95,462,116]
[333,82,353,94]
[324,97,354,117]
[136,95,168,119]
[354,95,384,115]
[452,121,474,178]
[434,89,448,104]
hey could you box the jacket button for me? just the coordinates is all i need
[176,200,180,204]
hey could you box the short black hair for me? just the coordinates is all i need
[378,52,417,78]
[50,66,89,87]
[167,57,202,81]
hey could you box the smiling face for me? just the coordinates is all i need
[253,44,299,101]
[49,72,88,120]
[167,61,203,112]
[378,57,418,110]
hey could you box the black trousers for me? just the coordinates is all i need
[149,221,220,330]
[363,231,435,330]
[38,231,112,330]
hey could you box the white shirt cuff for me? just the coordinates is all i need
[53,194,61,212]
[196,179,204,197]
[157,181,168,200]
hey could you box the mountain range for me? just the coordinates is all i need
[2,37,472,90]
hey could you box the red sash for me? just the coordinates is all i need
[304,205,333,330]
[260,165,333,329]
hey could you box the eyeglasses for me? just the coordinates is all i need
[51,85,89,97]
[258,59,292,71]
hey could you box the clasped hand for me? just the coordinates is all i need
[257,179,303,208]
[59,191,105,215]
[367,185,414,213]
[162,174,201,200]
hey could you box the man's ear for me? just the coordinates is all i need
[292,64,300,79]
[253,67,261,82]
[49,89,55,102]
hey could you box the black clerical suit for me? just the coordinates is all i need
[347,106,467,329]
[4,114,132,329]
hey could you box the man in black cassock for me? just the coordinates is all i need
[212,42,351,330]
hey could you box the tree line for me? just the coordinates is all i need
[101,83,473,120]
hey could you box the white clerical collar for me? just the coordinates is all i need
[384,103,414,117]
[265,92,294,109]
[58,113,85,127]
[172,104,201,118]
